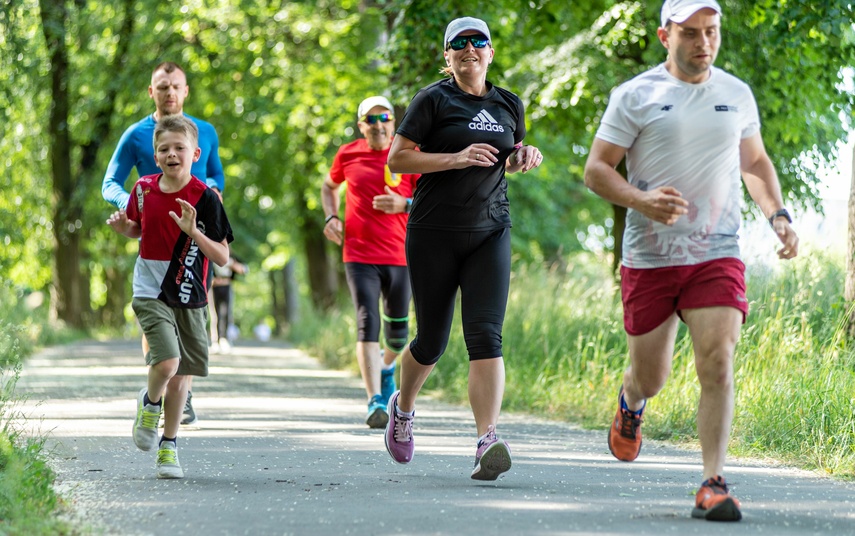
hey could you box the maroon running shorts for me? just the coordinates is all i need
[619,257,748,336]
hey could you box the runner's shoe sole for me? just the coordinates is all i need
[692,497,742,521]
[366,406,389,429]
[471,440,512,481]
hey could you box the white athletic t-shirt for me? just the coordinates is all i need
[596,64,760,268]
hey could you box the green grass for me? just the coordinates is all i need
[0,282,80,535]
[294,250,855,479]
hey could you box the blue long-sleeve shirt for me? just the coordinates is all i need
[102,113,225,209]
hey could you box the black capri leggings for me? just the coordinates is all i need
[344,263,411,352]
[406,227,511,365]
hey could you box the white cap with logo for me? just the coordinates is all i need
[660,0,722,27]
[357,96,394,120]
[443,17,491,49]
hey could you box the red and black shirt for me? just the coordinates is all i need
[126,174,234,308]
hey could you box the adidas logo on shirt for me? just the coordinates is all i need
[469,110,505,133]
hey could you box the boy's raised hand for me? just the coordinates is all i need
[169,198,198,236]
[106,210,131,234]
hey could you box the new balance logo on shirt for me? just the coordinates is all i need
[661,105,673,111]
[469,110,505,132]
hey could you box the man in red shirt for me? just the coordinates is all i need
[321,96,419,428]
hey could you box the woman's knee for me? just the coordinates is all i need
[410,339,447,366]
[463,322,502,360]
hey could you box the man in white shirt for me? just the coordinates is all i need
[584,0,799,522]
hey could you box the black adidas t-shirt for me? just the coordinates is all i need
[396,78,526,231]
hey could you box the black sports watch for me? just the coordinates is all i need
[768,208,792,227]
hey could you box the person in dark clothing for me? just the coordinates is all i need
[383,17,543,481]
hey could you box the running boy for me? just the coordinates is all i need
[106,114,233,479]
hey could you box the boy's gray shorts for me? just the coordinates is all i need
[132,297,209,377]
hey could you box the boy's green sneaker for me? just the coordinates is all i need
[156,440,184,479]
[133,388,161,451]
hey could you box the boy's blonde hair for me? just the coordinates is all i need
[153,114,199,148]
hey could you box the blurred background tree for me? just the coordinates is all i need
[1,0,852,331]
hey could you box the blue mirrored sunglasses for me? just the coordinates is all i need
[360,113,394,124]
[447,35,490,51]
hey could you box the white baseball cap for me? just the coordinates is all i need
[443,17,491,49]
[660,0,722,27]
[357,96,394,120]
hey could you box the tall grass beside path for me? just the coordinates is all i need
[296,251,855,478]
[0,281,79,535]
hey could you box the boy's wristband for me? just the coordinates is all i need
[325,214,340,224]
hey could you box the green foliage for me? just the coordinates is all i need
[1,0,53,292]
[0,283,77,535]
[0,432,76,536]
[719,0,855,211]
[2,0,853,322]
[289,293,359,371]
[730,252,855,475]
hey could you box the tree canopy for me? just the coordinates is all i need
[1,0,853,327]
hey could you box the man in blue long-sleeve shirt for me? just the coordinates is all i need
[102,61,224,207]
[103,61,225,426]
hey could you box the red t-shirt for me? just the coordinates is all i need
[329,138,418,265]
[126,174,233,308]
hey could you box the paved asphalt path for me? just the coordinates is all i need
[13,339,855,535]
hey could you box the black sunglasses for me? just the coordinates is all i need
[447,35,490,51]
[360,113,394,124]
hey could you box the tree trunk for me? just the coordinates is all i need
[98,238,131,327]
[39,0,137,329]
[269,270,285,336]
[269,259,300,335]
[101,264,128,327]
[302,220,338,311]
[282,259,299,326]
[845,142,855,336]
[41,0,89,328]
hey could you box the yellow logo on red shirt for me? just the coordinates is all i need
[384,165,401,188]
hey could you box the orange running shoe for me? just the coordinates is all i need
[607,386,643,462]
[692,475,742,521]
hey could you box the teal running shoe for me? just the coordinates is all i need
[366,394,388,429]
